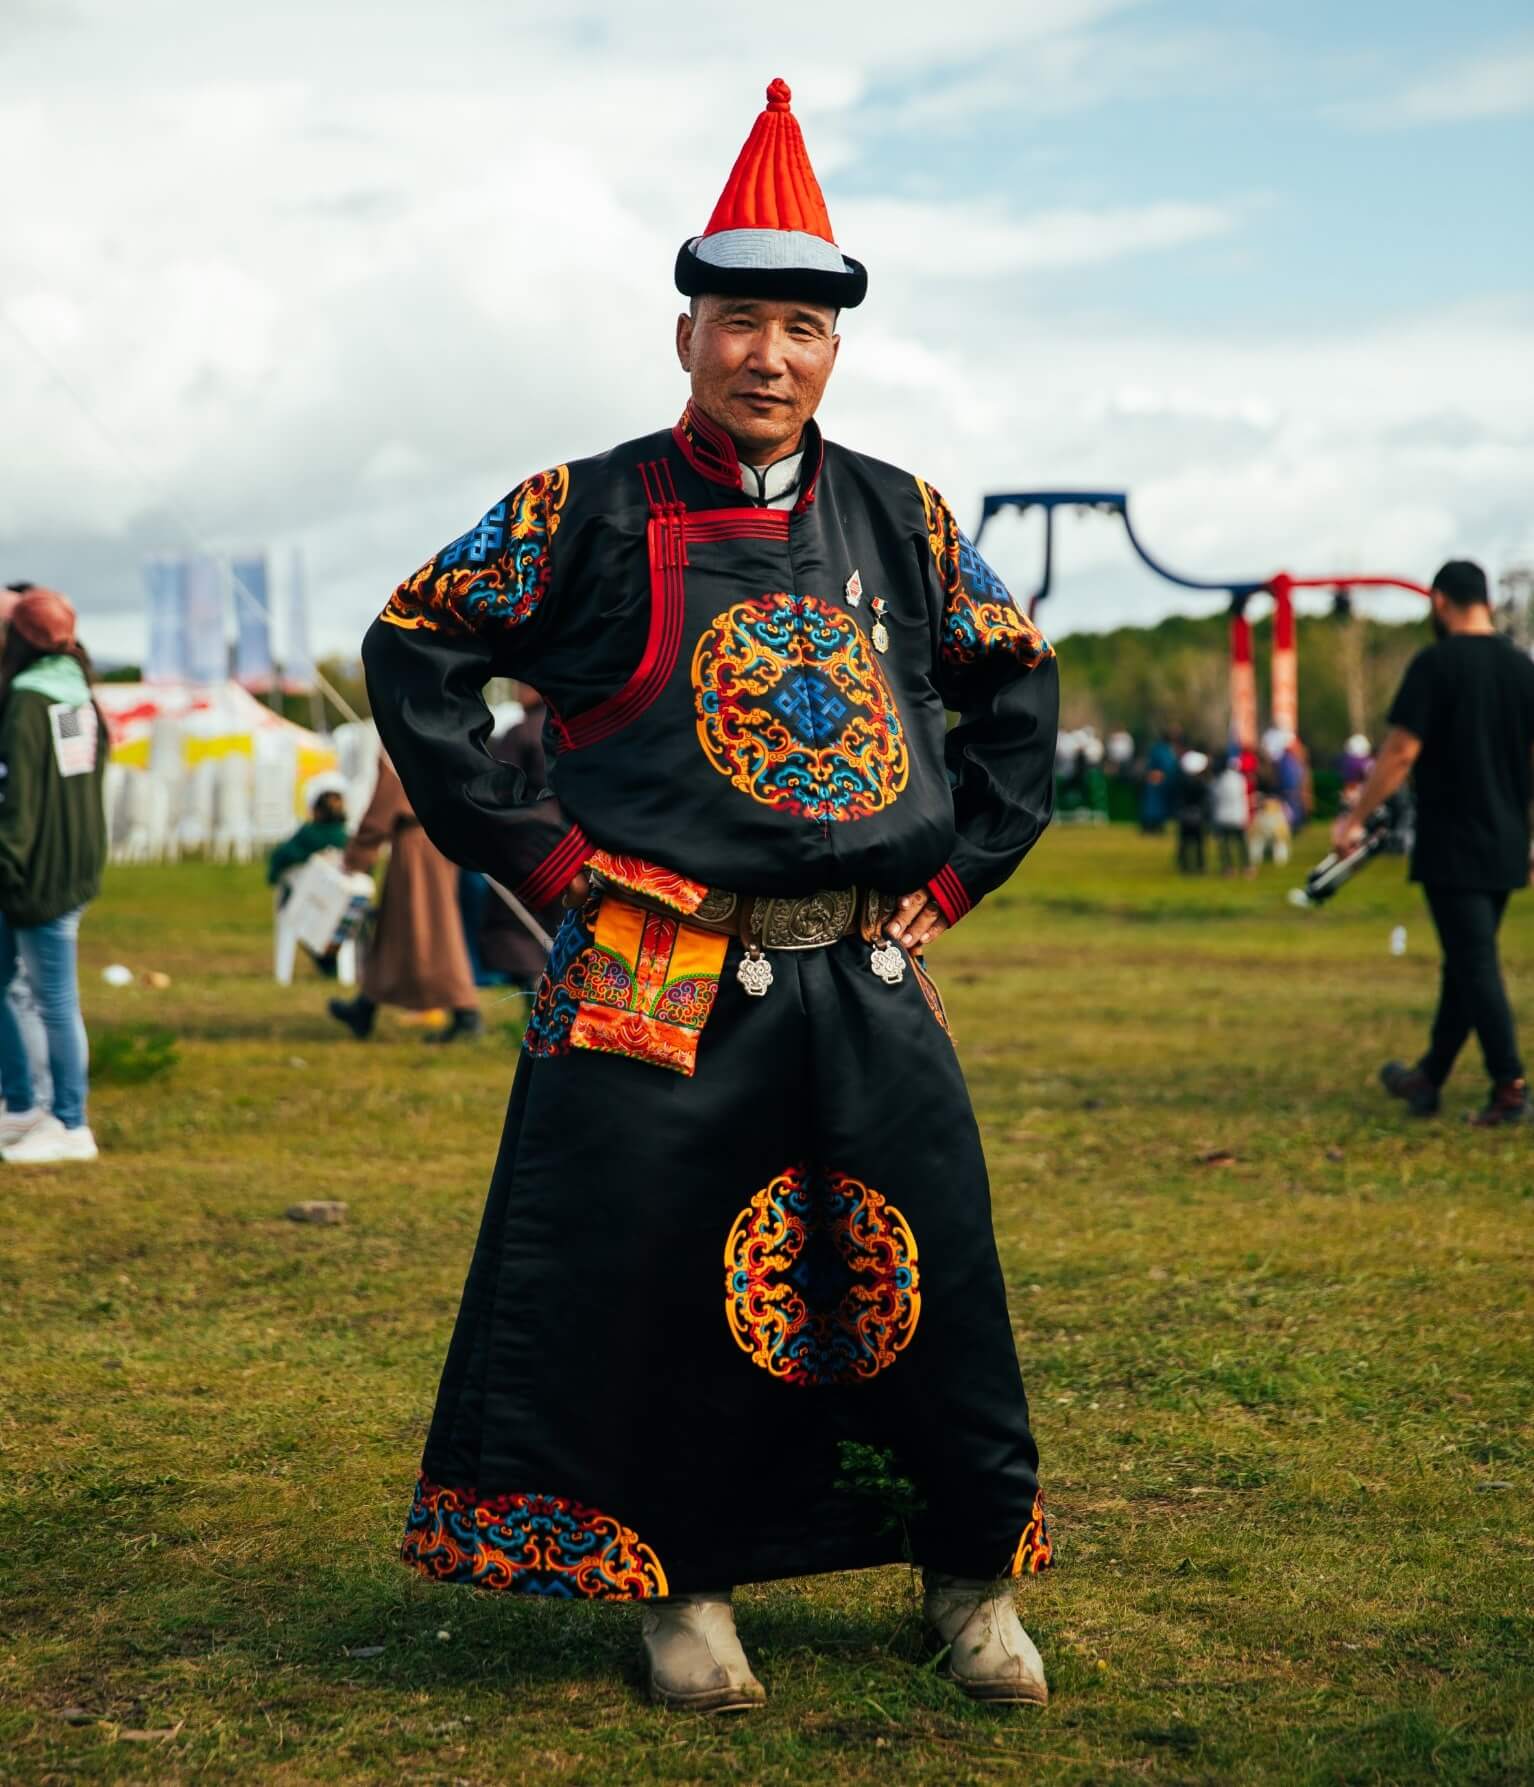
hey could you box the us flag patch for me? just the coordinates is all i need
[49,702,99,778]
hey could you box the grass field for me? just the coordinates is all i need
[2,828,1530,1785]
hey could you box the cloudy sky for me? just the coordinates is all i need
[4,0,1532,666]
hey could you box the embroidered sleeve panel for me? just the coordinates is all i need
[915,478,1053,680]
[380,465,572,639]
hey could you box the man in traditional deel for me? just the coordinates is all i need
[364,78,1060,1713]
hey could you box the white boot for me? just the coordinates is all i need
[640,1592,766,1713]
[924,1572,1048,1705]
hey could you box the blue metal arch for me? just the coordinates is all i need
[975,490,1268,616]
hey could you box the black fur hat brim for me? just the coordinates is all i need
[675,239,867,309]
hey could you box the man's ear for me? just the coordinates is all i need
[676,311,694,372]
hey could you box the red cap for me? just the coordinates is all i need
[702,79,836,243]
[10,588,77,652]
[676,78,866,308]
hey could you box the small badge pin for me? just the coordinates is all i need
[844,568,863,607]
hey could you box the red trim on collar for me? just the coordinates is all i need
[793,424,824,515]
[672,402,823,512]
[673,402,740,487]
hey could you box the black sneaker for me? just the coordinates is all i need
[1468,1079,1530,1128]
[1380,1060,1440,1116]
[328,996,376,1040]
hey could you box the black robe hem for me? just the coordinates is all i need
[400,1474,1051,1602]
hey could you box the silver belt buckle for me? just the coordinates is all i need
[755,888,858,950]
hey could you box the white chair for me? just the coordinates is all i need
[211,754,256,863]
[274,852,374,987]
[178,759,218,855]
[146,775,177,863]
[253,742,298,847]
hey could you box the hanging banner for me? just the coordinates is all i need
[231,553,275,693]
[282,546,316,694]
[1270,580,1298,736]
[143,554,188,685]
[183,553,228,686]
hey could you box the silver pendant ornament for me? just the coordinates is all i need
[869,937,906,985]
[737,945,774,997]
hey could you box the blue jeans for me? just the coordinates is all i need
[0,907,90,1129]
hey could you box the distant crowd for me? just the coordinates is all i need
[1055,723,1379,876]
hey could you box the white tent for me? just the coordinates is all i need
[95,682,342,863]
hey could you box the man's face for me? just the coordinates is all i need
[1430,589,1451,639]
[676,296,839,463]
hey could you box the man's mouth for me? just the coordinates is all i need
[736,391,789,413]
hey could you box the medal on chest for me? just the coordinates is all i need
[845,568,890,651]
[870,597,890,654]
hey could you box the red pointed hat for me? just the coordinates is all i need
[676,78,867,309]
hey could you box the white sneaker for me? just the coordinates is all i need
[2,1115,99,1164]
[0,1107,45,1148]
[640,1592,766,1712]
[924,1572,1048,1705]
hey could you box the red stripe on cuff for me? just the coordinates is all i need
[517,822,591,910]
[927,864,972,926]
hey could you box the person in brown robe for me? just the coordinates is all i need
[327,755,481,1043]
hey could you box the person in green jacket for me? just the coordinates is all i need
[0,587,108,1164]
[267,782,349,887]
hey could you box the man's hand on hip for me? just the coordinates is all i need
[889,889,948,953]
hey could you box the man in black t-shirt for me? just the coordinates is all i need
[1333,559,1534,1127]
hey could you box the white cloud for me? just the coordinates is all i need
[2,1,1532,668]
[1344,43,1534,127]
[838,197,1238,275]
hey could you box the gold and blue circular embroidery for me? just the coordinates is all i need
[402,1477,668,1599]
[724,1166,921,1385]
[692,594,908,822]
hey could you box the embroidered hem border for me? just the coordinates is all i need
[1010,1491,1053,1575]
[401,1475,668,1599]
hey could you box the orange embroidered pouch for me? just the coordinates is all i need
[568,895,728,1077]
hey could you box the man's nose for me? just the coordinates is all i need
[744,327,789,377]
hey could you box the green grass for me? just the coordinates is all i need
[2,830,1531,1784]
